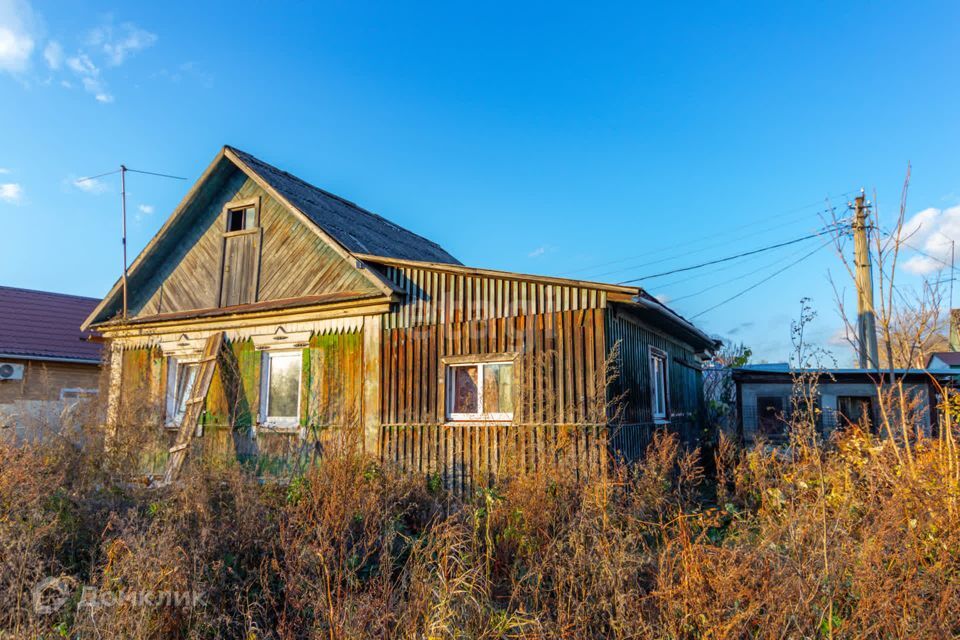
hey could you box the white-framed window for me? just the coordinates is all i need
[445,360,515,422]
[649,347,669,422]
[259,350,302,429]
[166,357,200,428]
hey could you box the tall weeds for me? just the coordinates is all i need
[2,402,959,638]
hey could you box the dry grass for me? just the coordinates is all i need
[2,391,960,639]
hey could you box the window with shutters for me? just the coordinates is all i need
[219,197,262,307]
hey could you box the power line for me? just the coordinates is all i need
[689,239,833,320]
[563,191,855,278]
[617,223,844,284]
[666,238,829,303]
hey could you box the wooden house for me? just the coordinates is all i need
[1,286,101,441]
[83,146,718,488]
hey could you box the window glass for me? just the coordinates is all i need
[227,206,256,232]
[650,350,668,419]
[482,363,514,414]
[447,360,515,420]
[266,352,300,421]
[452,365,479,414]
[168,360,199,426]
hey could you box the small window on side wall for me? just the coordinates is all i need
[446,360,515,422]
[259,350,302,429]
[649,347,669,422]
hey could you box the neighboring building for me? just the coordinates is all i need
[0,286,102,439]
[926,352,960,371]
[733,363,954,443]
[83,146,718,488]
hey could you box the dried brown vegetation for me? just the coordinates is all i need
[2,390,960,640]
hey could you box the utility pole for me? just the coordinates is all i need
[852,190,880,369]
[120,165,128,319]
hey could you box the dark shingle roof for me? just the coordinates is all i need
[0,286,102,362]
[227,146,460,265]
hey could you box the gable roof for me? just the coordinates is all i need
[0,286,102,363]
[226,146,460,264]
[927,352,960,368]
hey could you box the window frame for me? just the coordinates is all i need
[756,395,788,438]
[222,197,261,235]
[258,349,303,430]
[165,356,201,430]
[441,353,518,423]
[649,346,670,423]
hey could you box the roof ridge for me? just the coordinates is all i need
[225,145,451,252]
[0,284,100,301]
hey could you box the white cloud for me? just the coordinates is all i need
[87,21,156,66]
[138,204,154,214]
[900,205,960,275]
[0,182,23,203]
[528,246,546,258]
[72,176,108,194]
[0,0,39,73]
[0,167,9,174]
[654,293,671,304]
[42,39,60,69]
[65,53,113,103]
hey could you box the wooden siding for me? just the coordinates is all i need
[606,308,705,459]
[377,263,612,487]
[131,168,379,319]
[379,264,609,329]
[119,331,364,476]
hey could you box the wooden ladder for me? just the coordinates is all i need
[160,331,224,485]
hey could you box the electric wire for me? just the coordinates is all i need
[665,238,831,304]
[617,223,844,284]
[563,190,856,278]
[689,238,834,320]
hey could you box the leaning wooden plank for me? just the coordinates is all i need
[160,331,225,485]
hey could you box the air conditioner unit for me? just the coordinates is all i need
[0,363,25,381]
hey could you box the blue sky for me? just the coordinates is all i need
[1,1,958,362]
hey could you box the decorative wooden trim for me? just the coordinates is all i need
[97,300,391,338]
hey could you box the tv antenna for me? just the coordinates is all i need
[76,165,186,320]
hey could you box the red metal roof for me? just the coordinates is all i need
[0,286,102,363]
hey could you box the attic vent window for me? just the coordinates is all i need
[227,206,256,232]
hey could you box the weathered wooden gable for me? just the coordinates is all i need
[94,162,382,323]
